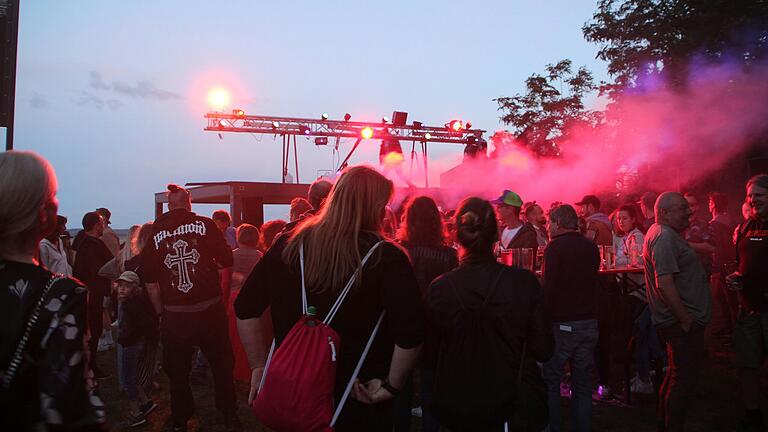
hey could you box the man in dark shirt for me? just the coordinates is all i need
[542,204,600,432]
[141,184,240,432]
[729,174,768,432]
[639,191,658,234]
[72,211,113,379]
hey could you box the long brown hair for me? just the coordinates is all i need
[397,196,445,248]
[283,166,394,294]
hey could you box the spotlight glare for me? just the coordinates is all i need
[272,121,280,128]
[233,109,245,117]
[361,127,374,139]
[207,88,231,111]
[424,133,432,140]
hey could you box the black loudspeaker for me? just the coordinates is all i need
[0,0,19,130]
[392,111,408,126]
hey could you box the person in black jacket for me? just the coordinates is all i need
[492,190,539,250]
[140,184,239,432]
[427,197,553,432]
[116,271,158,427]
[72,211,113,379]
[396,196,458,432]
[542,204,601,432]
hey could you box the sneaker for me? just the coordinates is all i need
[411,406,423,418]
[596,384,613,400]
[140,400,158,416]
[125,412,147,428]
[631,377,654,394]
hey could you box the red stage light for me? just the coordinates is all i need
[233,109,245,117]
[361,127,374,139]
[446,120,464,132]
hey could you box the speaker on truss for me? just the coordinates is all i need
[392,111,408,126]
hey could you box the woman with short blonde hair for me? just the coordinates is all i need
[0,151,106,430]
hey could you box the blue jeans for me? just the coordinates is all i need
[121,341,145,401]
[543,319,598,432]
[633,303,663,379]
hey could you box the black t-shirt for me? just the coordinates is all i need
[235,231,424,392]
[542,231,601,322]
[737,217,768,311]
[141,209,233,307]
[71,235,112,297]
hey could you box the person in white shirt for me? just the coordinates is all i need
[39,215,72,276]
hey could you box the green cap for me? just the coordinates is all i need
[307,306,317,316]
[491,190,523,207]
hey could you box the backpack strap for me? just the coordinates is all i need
[330,310,385,427]
[483,267,507,306]
[323,241,384,325]
[1,275,63,388]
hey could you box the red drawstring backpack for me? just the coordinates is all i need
[252,241,385,432]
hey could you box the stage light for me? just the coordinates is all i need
[344,113,352,122]
[233,109,245,117]
[446,120,464,132]
[361,127,374,139]
[299,125,311,135]
[412,121,423,129]
[272,121,280,128]
[424,133,432,140]
[321,112,329,120]
[466,121,472,129]
[381,116,389,124]
[207,88,230,111]
[315,137,328,145]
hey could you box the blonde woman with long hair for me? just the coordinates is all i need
[236,165,423,432]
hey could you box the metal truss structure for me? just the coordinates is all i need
[204,112,487,187]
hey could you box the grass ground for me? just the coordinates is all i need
[98,336,759,431]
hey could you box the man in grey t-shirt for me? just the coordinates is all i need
[644,191,711,432]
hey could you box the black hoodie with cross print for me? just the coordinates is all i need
[141,209,233,308]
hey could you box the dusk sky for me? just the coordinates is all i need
[9,1,608,227]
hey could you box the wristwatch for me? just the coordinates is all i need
[381,379,400,397]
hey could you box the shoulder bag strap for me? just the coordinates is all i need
[323,241,384,325]
[2,275,63,388]
[330,310,385,427]
[482,267,507,306]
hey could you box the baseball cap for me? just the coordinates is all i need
[575,195,600,209]
[117,271,140,285]
[96,207,111,224]
[492,190,524,207]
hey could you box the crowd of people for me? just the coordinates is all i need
[1,149,767,432]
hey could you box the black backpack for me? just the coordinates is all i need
[428,268,526,431]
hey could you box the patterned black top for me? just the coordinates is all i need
[0,259,106,431]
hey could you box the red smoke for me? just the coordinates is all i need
[430,61,768,210]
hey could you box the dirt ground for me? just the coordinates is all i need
[98,336,759,432]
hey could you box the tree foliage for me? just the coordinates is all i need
[494,60,603,158]
[583,0,768,96]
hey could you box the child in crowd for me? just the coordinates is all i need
[116,271,158,427]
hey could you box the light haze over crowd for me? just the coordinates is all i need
[10,1,608,227]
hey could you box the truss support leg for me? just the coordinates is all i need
[293,134,300,184]
[422,141,429,188]
[281,135,288,183]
